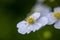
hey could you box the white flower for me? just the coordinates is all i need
[17,12,48,34]
[37,0,46,3]
[46,7,60,29]
[32,2,51,17]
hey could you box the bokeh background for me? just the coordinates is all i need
[0,0,60,40]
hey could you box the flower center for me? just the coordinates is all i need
[54,12,60,19]
[26,17,35,24]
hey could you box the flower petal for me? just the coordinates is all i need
[54,7,60,12]
[17,20,31,34]
[18,27,31,34]
[32,3,51,17]
[17,20,27,28]
[41,7,51,17]
[54,20,60,29]
[29,17,48,32]
[33,3,44,12]
[46,13,57,25]
[30,23,42,32]
[29,12,40,20]
[18,26,27,34]
[37,17,48,26]
[33,3,51,13]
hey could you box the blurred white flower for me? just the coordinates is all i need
[17,12,48,34]
[37,0,46,3]
[46,7,60,29]
[32,2,51,17]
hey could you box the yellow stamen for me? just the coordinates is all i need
[54,12,60,18]
[26,17,35,24]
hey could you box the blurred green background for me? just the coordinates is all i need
[0,0,60,40]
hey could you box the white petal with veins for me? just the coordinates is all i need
[41,7,51,16]
[29,12,40,20]
[46,13,57,25]
[29,23,42,32]
[17,20,31,34]
[17,20,27,28]
[54,20,60,29]
[18,26,27,34]
[37,17,48,26]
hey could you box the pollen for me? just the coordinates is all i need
[54,12,60,18]
[26,17,35,24]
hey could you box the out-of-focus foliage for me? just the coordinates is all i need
[43,31,52,39]
[0,0,60,40]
